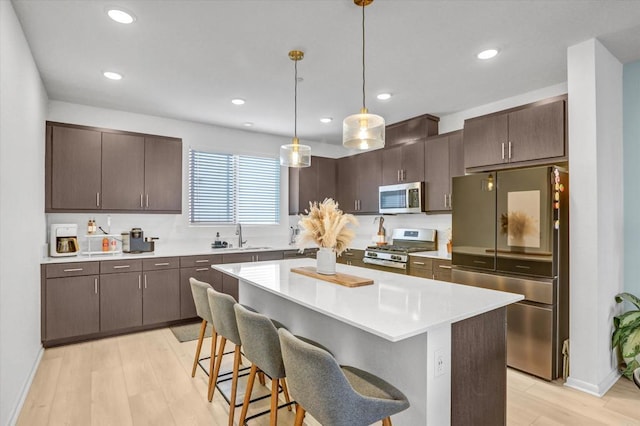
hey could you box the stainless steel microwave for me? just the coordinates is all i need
[379,182,425,214]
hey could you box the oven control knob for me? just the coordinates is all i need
[391,255,400,261]
[369,252,377,258]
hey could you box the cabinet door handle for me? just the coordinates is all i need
[94,278,98,294]
[473,260,487,264]
[444,194,448,208]
[501,142,505,160]
[154,262,170,266]
[113,265,131,269]
[412,261,426,265]
[96,192,100,207]
[63,268,83,272]
[508,141,512,159]
[448,193,452,209]
[140,194,143,208]
[397,170,400,182]
[144,274,147,289]
[138,275,141,289]
[403,170,406,181]
[196,268,209,272]
[438,265,452,270]
[195,259,209,263]
[146,194,149,208]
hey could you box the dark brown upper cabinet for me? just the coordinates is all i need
[463,96,566,171]
[381,141,425,185]
[48,125,103,210]
[45,122,182,213]
[424,130,463,212]
[385,114,439,148]
[101,132,145,210]
[289,156,336,215]
[144,136,182,212]
[336,149,381,214]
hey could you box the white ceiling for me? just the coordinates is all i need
[11,0,640,144]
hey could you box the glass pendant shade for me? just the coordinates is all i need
[343,0,385,150]
[343,108,385,150]
[280,137,311,167]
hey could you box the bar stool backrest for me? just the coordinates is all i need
[278,328,357,425]
[234,304,285,379]
[207,287,241,346]
[189,278,213,323]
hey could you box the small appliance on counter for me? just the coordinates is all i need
[50,224,80,257]
[122,227,157,253]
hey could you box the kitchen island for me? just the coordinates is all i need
[213,258,523,426]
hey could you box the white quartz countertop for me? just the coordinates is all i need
[41,242,452,264]
[213,258,523,342]
[40,243,298,264]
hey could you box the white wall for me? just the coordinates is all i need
[0,2,49,425]
[566,39,624,396]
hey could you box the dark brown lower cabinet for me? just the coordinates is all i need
[45,275,100,341]
[100,272,142,331]
[143,269,180,324]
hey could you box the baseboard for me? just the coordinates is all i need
[6,346,44,426]
[565,368,620,397]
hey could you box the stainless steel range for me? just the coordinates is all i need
[363,228,437,270]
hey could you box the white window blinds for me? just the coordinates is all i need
[189,149,280,224]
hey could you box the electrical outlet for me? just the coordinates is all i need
[435,349,446,377]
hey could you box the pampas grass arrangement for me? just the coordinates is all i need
[297,198,358,256]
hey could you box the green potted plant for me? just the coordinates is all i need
[612,292,640,379]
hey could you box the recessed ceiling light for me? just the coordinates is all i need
[231,98,245,105]
[243,122,253,127]
[477,49,499,60]
[377,93,392,101]
[103,71,123,80]
[320,117,333,124]
[106,8,136,24]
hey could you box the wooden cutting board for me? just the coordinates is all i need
[290,266,374,288]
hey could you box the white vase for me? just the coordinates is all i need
[316,247,336,275]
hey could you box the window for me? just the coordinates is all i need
[189,149,280,225]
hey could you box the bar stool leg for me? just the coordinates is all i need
[238,364,258,426]
[209,336,227,402]
[228,345,242,426]
[269,378,279,426]
[281,378,292,411]
[294,404,306,426]
[207,331,218,388]
[191,320,207,377]
[382,417,392,426]
[258,371,266,386]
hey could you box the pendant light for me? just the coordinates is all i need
[280,50,311,168]
[343,0,385,150]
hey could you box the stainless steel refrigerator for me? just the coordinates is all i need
[451,166,568,380]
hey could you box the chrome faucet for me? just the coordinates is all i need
[236,223,247,248]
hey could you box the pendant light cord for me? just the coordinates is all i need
[294,56,298,139]
[361,1,366,111]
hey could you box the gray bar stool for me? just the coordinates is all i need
[234,304,294,425]
[278,328,410,426]
[188,278,218,383]
[207,287,271,425]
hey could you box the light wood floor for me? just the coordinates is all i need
[17,328,640,425]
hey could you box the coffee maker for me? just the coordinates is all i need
[50,224,79,257]
[123,227,155,253]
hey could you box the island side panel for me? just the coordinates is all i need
[240,279,431,426]
[451,306,507,426]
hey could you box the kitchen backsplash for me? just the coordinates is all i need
[45,212,451,257]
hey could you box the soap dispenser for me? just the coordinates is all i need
[214,232,221,247]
